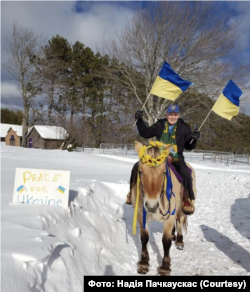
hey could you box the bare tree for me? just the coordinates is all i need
[101,2,249,125]
[3,21,44,146]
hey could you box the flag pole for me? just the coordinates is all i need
[190,108,213,143]
[197,108,213,131]
[133,92,152,128]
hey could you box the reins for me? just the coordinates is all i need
[159,161,176,217]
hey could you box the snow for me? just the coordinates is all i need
[8,125,23,137]
[1,143,250,291]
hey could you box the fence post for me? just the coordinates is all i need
[124,145,127,155]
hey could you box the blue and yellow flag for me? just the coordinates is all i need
[17,185,26,193]
[212,80,243,121]
[150,61,192,101]
[57,186,66,194]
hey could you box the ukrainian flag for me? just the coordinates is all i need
[150,61,192,101]
[212,80,243,121]
[17,185,26,193]
[57,186,65,194]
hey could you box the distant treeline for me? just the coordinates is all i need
[1,108,23,125]
[2,105,250,154]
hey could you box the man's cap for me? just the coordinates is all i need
[167,105,180,113]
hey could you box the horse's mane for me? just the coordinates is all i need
[146,146,161,158]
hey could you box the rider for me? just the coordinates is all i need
[126,105,200,215]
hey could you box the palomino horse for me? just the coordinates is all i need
[131,141,196,276]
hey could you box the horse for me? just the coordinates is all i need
[130,141,196,276]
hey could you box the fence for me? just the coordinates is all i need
[73,143,250,165]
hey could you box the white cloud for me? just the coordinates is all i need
[1,81,23,109]
[1,1,136,84]
[1,81,20,97]
[1,1,135,55]
[227,2,250,59]
[71,3,135,51]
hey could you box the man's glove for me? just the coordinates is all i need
[190,130,200,141]
[135,110,143,120]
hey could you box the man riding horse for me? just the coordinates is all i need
[126,104,200,215]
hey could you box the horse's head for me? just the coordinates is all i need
[135,141,171,214]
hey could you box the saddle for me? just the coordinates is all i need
[167,157,195,215]
[167,156,192,184]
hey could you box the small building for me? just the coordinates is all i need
[26,125,68,149]
[1,123,22,143]
[5,125,23,146]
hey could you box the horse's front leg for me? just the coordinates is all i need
[158,220,174,276]
[137,226,150,274]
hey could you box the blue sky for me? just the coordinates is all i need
[73,0,146,12]
[1,1,250,113]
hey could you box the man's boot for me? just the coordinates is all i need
[126,190,132,205]
[182,189,195,215]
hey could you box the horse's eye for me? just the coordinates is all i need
[163,171,166,175]
[139,170,143,175]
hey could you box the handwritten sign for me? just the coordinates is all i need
[13,168,70,208]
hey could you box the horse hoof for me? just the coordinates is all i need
[158,267,171,276]
[176,242,184,250]
[137,266,149,274]
[177,244,184,250]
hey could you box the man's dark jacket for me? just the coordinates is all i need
[137,118,197,155]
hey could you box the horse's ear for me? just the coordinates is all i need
[134,141,143,153]
[163,143,173,151]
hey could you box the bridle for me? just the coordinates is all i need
[132,144,176,234]
[138,161,175,219]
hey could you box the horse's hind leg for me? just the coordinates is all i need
[176,214,187,250]
[137,222,150,274]
[171,222,176,241]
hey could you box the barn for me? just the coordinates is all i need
[26,125,68,149]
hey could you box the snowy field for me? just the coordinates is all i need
[1,144,250,291]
